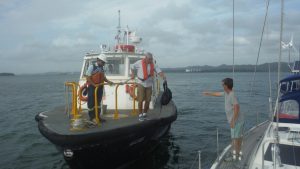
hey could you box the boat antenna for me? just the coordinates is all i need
[116,10,121,44]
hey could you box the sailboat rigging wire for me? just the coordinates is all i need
[268,63,273,119]
[232,0,235,80]
[250,0,271,96]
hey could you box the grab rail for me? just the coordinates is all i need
[130,84,138,116]
[94,83,106,124]
[114,82,137,120]
[156,78,160,94]
[65,81,138,125]
[114,83,120,119]
[65,82,79,118]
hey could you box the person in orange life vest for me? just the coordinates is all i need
[130,52,166,118]
[86,54,113,122]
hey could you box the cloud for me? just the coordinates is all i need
[0,0,300,73]
[52,36,88,47]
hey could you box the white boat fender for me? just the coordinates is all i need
[63,149,74,158]
[35,112,48,122]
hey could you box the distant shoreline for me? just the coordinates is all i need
[0,73,15,76]
[4,62,291,75]
[162,62,290,73]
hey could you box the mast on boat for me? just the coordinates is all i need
[273,0,284,167]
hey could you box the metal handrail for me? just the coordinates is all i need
[94,83,106,125]
[65,82,78,118]
[130,83,138,116]
[156,78,160,93]
[114,83,120,119]
[65,81,138,125]
[113,82,137,120]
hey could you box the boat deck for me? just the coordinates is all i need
[39,99,177,135]
[211,121,270,169]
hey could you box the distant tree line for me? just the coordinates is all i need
[0,73,15,76]
[162,62,290,73]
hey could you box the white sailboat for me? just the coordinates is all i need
[209,0,300,169]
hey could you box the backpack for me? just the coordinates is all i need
[160,81,172,105]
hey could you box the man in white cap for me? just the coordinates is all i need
[131,52,166,120]
[86,54,113,123]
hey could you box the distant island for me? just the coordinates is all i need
[162,62,291,73]
[0,73,15,76]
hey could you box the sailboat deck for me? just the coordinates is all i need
[213,121,269,169]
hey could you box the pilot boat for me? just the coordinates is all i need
[35,14,177,169]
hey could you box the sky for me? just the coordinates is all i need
[1,0,300,74]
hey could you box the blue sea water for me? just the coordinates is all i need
[0,72,283,169]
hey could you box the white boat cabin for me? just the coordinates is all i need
[78,51,161,111]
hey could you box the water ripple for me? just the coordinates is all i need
[0,73,278,169]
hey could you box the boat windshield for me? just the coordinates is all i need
[280,79,300,93]
[105,57,125,76]
[278,100,299,120]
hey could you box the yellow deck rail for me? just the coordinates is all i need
[94,83,106,125]
[130,84,138,116]
[113,82,137,119]
[156,79,160,93]
[65,81,138,125]
[65,82,79,118]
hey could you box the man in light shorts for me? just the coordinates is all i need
[203,78,244,161]
[131,52,166,120]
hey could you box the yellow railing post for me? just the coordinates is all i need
[131,84,137,116]
[78,92,82,113]
[65,82,78,118]
[114,84,120,119]
[94,85,100,125]
[94,83,106,125]
[65,81,140,123]
[157,79,160,93]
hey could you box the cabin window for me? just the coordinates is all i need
[81,60,96,78]
[293,80,300,91]
[280,82,288,93]
[281,80,300,93]
[105,57,125,76]
[264,143,300,166]
[279,100,299,119]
